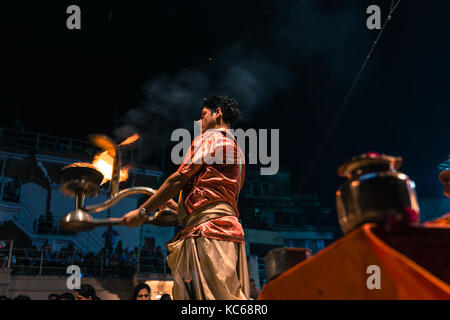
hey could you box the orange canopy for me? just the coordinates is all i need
[258,223,450,300]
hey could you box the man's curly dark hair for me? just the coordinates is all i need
[203,96,242,128]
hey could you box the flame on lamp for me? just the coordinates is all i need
[92,151,130,185]
[118,133,140,146]
[66,134,139,186]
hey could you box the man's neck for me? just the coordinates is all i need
[214,123,231,130]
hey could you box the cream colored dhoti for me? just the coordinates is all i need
[166,202,250,300]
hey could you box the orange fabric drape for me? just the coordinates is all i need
[258,223,450,300]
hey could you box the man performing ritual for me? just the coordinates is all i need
[423,169,450,227]
[120,96,250,300]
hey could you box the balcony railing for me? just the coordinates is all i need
[0,241,170,279]
[0,128,97,157]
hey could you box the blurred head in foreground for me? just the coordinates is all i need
[75,284,98,300]
[131,283,151,300]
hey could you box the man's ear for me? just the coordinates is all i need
[215,107,223,122]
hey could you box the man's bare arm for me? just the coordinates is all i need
[141,171,188,213]
[160,199,179,211]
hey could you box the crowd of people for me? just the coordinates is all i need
[0,237,169,278]
[0,283,172,300]
[0,280,260,300]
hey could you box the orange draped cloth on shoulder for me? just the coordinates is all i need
[258,223,450,300]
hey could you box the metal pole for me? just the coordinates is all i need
[137,247,140,275]
[7,240,13,268]
[110,149,121,197]
[75,193,85,210]
[39,249,43,275]
[101,254,103,277]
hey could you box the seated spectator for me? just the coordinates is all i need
[142,247,156,273]
[2,253,16,267]
[29,246,39,261]
[74,284,99,300]
[102,227,119,251]
[42,241,52,259]
[160,294,171,301]
[0,295,11,300]
[14,295,31,300]
[57,293,75,300]
[48,293,58,300]
[131,283,151,300]
[115,240,124,255]
[22,248,33,266]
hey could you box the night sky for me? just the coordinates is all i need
[3,0,450,206]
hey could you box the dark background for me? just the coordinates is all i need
[2,0,449,206]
